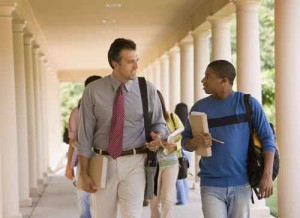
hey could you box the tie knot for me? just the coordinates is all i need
[118,83,124,94]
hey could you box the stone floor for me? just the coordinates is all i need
[20,170,274,218]
[20,171,203,218]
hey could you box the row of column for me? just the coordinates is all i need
[0,2,61,217]
[143,0,262,112]
[142,0,270,216]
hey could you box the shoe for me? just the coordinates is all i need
[143,199,149,207]
[176,202,184,205]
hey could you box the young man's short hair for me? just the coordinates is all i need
[207,60,236,86]
[108,38,136,69]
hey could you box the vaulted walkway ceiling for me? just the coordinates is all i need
[26,0,229,73]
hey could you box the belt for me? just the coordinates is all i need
[93,146,147,156]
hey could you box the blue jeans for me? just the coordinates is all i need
[78,190,91,218]
[76,166,91,218]
[200,184,251,218]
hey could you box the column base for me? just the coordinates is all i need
[30,187,39,197]
[250,206,272,218]
[43,171,48,177]
[19,197,32,207]
[37,178,44,185]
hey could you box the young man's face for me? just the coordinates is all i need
[201,67,223,95]
[114,49,139,82]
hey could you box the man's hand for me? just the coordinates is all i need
[145,131,163,152]
[258,150,275,199]
[258,173,273,199]
[185,133,212,151]
[80,174,98,193]
[65,166,74,180]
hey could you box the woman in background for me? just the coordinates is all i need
[174,103,192,205]
[150,91,182,218]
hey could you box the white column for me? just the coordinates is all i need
[193,30,211,102]
[153,60,161,90]
[0,3,22,217]
[208,16,232,61]
[39,54,49,177]
[13,19,32,207]
[168,45,180,112]
[234,0,262,102]
[276,1,300,217]
[159,54,170,110]
[234,1,270,215]
[179,37,194,109]
[0,138,3,218]
[46,72,64,171]
[24,33,39,195]
[145,66,152,82]
[32,44,44,186]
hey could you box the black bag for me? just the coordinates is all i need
[138,77,158,200]
[178,150,189,179]
[169,113,189,180]
[244,94,280,199]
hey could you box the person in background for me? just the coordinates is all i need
[65,75,101,218]
[174,103,192,205]
[150,90,182,218]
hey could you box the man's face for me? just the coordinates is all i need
[201,67,223,95]
[114,49,139,82]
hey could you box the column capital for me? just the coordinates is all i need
[32,43,40,54]
[207,15,232,25]
[159,54,169,62]
[13,19,27,33]
[0,2,16,17]
[24,34,34,45]
[192,30,211,40]
[179,32,193,47]
[168,44,180,55]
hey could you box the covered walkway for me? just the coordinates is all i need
[21,171,204,218]
[1,0,300,217]
[19,171,275,218]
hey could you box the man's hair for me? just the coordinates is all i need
[207,60,236,86]
[108,38,136,69]
[84,75,101,87]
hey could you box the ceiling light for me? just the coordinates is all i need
[105,3,122,8]
[101,19,117,24]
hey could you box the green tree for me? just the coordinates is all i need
[60,82,84,130]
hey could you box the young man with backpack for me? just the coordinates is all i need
[182,60,276,218]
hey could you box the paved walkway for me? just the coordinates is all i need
[20,172,203,218]
[20,171,275,218]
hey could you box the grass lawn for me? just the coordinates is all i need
[266,179,278,217]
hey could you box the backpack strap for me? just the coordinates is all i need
[138,77,151,142]
[170,113,177,130]
[244,94,253,121]
[243,94,257,204]
[138,77,156,166]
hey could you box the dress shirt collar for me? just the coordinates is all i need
[110,73,134,93]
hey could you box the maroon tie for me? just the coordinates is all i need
[108,83,125,159]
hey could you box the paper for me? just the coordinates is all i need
[189,112,212,157]
[77,154,108,190]
[163,127,184,155]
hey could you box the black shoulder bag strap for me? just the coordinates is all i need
[244,94,260,203]
[138,77,157,166]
